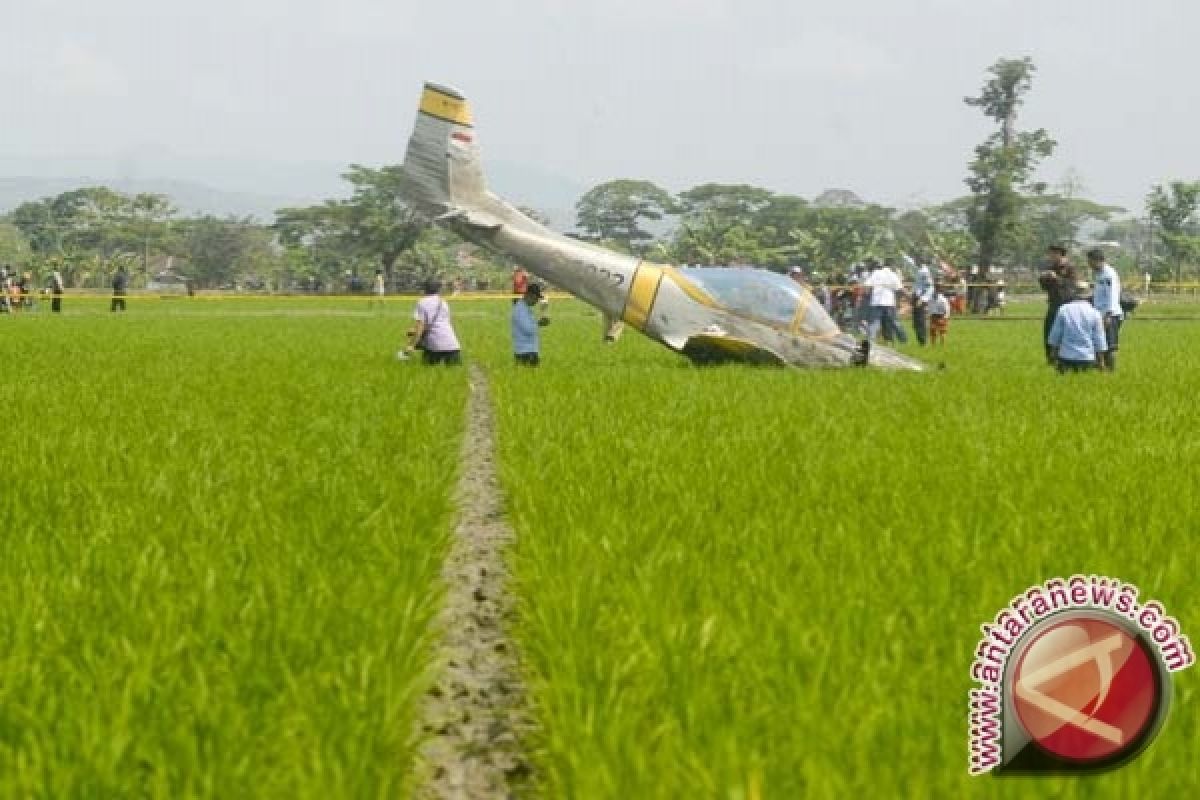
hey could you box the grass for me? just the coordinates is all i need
[0,307,464,797]
[465,300,1200,798]
[2,295,1196,798]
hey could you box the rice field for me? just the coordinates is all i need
[1,307,463,797]
[2,295,1197,798]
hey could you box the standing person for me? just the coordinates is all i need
[929,284,951,345]
[1088,248,1123,372]
[954,273,968,315]
[50,270,65,313]
[369,269,386,309]
[111,266,128,312]
[511,266,529,297]
[511,282,550,366]
[812,275,832,315]
[18,271,33,310]
[1038,244,1077,365]
[911,259,934,346]
[403,279,462,365]
[1048,281,1107,374]
[0,268,11,314]
[864,259,906,343]
[849,266,867,334]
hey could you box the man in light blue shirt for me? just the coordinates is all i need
[1047,281,1107,373]
[511,282,549,366]
[1088,248,1123,372]
[911,260,933,346]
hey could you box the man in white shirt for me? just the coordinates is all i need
[1088,248,1123,372]
[864,259,906,344]
[1047,281,1107,373]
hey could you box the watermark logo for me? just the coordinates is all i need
[968,575,1193,775]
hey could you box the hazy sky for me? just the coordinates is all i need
[5,0,1198,209]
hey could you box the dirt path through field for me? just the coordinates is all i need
[415,364,532,799]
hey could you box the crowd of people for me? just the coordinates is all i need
[793,256,966,348]
[0,264,125,314]
[793,246,1129,372]
[1,266,34,313]
[12,250,1129,375]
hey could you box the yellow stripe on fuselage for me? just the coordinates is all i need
[790,288,814,334]
[622,263,665,330]
[419,87,473,127]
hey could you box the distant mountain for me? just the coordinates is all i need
[0,176,317,221]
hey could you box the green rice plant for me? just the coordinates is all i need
[472,302,1199,799]
[4,295,1197,799]
[0,310,465,797]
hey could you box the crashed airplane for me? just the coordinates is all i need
[400,82,925,371]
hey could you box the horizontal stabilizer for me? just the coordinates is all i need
[435,207,503,231]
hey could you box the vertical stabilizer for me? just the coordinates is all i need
[400,83,488,214]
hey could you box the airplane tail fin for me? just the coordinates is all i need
[400,83,488,215]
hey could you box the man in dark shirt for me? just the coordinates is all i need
[1038,245,1077,365]
[111,267,128,312]
[50,269,65,313]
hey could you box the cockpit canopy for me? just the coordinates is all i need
[676,267,841,339]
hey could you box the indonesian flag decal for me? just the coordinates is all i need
[451,131,473,144]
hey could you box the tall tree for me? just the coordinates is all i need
[125,193,177,278]
[782,206,896,273]
[964,57,1056,268]
[1020,194,1123,264]
[181,216,276,288]
[1146,181,1200,285]
[672,183,775,265]
[677,183,774,227]
[575,179,676,253]
[275,164,426,285]
[0,222,31,265]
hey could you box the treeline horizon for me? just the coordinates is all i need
[2,59,1199,289]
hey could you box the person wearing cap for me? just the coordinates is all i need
[511,282,549,366]
[403,279,462,365]
[1038,245,1078,365]
[1047,280,1107,373]
[1088,248,1123,371]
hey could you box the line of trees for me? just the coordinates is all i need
[570,58,1198,282]
[3,58,1198,290]
[0,167,517,292]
